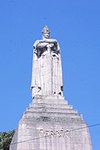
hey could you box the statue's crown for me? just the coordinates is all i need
[42,26,50,34]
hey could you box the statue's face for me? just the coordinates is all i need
[43,33,50,39]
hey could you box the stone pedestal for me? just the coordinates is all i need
[10,96,92,150]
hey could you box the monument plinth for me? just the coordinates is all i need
[10,26,92,150]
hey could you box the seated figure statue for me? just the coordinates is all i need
[31,26,63,98]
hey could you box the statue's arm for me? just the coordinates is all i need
[33,39,60,55]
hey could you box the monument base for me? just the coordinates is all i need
[10,96,92,150]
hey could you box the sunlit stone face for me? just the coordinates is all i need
[43,32,50,39]
[42,26,50,39]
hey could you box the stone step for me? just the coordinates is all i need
[26,106,77,114]
[31,97,68,105]
[23,110,81,119]
[29,102,73,109]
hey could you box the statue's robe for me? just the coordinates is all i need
[31,39,63,98]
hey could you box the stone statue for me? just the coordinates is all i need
[31,26,63,98]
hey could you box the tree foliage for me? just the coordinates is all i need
[0,130,15,150]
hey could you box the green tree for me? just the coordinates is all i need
[0,130,15,150]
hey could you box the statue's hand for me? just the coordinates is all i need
[47,43,54,48]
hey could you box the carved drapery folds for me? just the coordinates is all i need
[31,26,63,98]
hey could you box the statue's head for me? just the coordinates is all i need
[42,26,50,39]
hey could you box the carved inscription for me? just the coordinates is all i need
[39,129,70,138]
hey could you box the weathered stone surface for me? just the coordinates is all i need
[31,26,63,98]
[10,26,92,150]
[10,96,92,150]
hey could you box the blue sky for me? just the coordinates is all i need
[0,0,100,149]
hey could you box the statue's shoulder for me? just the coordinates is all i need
[33,39,43,47]
[33,39,58,47]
